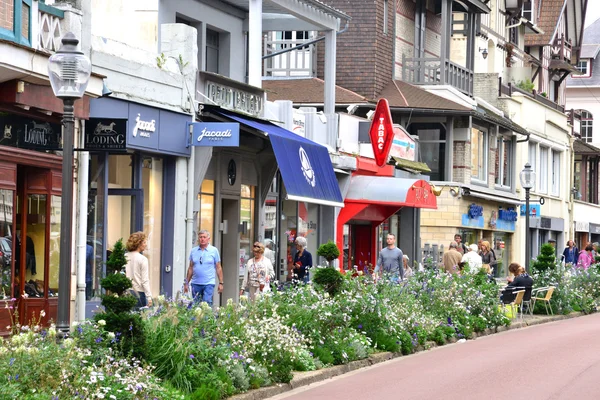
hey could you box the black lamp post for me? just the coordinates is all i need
[47,32,91,334]
[520,163,536,272]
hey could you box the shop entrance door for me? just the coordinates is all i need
[352,225,373,273]
[220,198,240,306]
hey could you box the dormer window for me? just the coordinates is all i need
[522,1,535,24]
[575,59,591,77]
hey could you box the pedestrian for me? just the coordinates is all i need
[374,233,404,282]
[263,239,276,268]
[454,234,467,255]
[402,255,413,279]
[184,230,223,306]
[479,240,497,274]
[593,242,599,260]
[548,238,556,248]
[442,241,463,274]
[293,236,313,283]
[461,243,483,273]
[577,244,594,270]
[561,240,579,266]
[124,231,152,309]
[501,262,533,304]
[240,242,274,300]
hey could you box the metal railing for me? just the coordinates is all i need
[401,54,474,97]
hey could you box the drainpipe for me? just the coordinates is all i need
[506,18,525,29]
[76,120,89,322]
[185,134,195,276]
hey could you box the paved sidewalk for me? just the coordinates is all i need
[230,312,583,400]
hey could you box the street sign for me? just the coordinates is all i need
[368,99,394,167]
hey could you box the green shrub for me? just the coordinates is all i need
[312,267,344,297]
[531,244,556,273]
[516,78,535,92]
[317,240,341,265]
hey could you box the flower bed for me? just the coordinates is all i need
[1,267,596,399]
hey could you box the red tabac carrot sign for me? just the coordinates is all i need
[369,99,394,167]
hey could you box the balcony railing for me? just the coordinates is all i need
[401,54,474,97]
[551,35,572,62]
[0,0,63,51]
[263,38,316,78]
[498,77,565,113]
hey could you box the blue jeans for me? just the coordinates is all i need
[191,283,215,306]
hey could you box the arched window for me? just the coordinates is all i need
[580,110,593,143]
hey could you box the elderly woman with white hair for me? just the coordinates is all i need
[293,236,313,283]
[402,255,414,279]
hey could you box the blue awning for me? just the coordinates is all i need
[211,108,344,208]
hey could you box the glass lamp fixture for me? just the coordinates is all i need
[47,32,91,99]
[519,163,536,190]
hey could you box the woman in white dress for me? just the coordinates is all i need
[240,242,275,300]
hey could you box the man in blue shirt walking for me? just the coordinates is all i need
[184,230,224,306]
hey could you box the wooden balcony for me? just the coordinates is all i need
[498,77,565,113]
[401,54,474,97]
[551,35,572,62]
[0,0,64,52]
[263,37,316,78]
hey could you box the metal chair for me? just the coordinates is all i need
[532,286,555,315]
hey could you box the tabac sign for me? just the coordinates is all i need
[369,99,395,167]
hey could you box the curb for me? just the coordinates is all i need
[229,312,584,400]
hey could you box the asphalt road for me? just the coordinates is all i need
[270,313,600,400]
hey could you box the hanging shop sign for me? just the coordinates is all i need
[369,98,395,167]
[188,122,240,147]
[0,113,61,151]
[519,203,540,217]
[389,124,416,161]
[85,118,127,151]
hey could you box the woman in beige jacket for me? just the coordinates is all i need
[125,231,152,309]
[240,242,274,300]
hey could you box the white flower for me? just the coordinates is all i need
[107,332,115,339]
[98,320,106,326]
[40,310,46,318]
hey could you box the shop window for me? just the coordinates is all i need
[280,200,298,281]
[539,146,549,193]
[240,184,256,277]
[48,196,61,296]
[551,150,560,196]
[471,128,488,183]
[198,180,215,235]
[87,155,105,301]
[142,156,163,298]
[297,202,319,263]
[108,155,133,189]
[0,189,14,299]
[495,136,513,189]
[23,194,47,297]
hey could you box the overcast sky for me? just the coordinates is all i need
[586,2,600,28]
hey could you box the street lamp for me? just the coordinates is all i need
[520,163,536,272]
[48,32,91,334]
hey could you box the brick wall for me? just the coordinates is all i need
[453,140,470,183]
[317,0,394,99]
[0,0,14,31]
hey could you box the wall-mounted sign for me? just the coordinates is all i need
[519,203,540,217]
[369,99,395,167]
[292,109,306,137]
[188,122,240,147]
[468,203,483,219]
[85,118,127,151]
[591,223,600,234]
[132,113,156,138]
[0,114,61,151]
[205,80,264,117]
[498,208,518,222]
[575,221,590,232]
[389,124,416,161]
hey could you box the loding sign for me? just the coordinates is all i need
[369,99,395,167]
[189,122,240,147]
[86,118,127,151]
[389,124,416,161]
[0,114,61,151]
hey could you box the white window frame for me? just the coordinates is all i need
[495,135,514,190]
[471,127,488,185]
[581,110,593,142]
[551,150,561,196]
[539,146,549,194]
[522,0,536,24]
[574,59,591,78]
[383,0,388,34]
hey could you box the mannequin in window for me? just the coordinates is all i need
[15,234,36,276]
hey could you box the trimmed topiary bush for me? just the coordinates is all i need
[94,238,146,359]
[531,244,556,274]
[317,240,341,267]
[312,267,344,297]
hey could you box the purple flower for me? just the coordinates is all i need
[357,324,363,329]
[189,354,195,359]
[95,337,103,343]
[9,358,15,366]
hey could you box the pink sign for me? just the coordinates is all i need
[389,124,416,161]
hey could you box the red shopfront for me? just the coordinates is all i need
[336,158,437,272]
[0,80,89,334]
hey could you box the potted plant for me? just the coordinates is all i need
[317,240,340,267]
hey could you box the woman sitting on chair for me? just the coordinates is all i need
[501,262,533,304]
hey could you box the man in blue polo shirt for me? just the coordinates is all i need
[184,230,223,306]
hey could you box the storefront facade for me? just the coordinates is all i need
[0,82,92,333]
[85,97,191,316]
[191,74,343,303]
